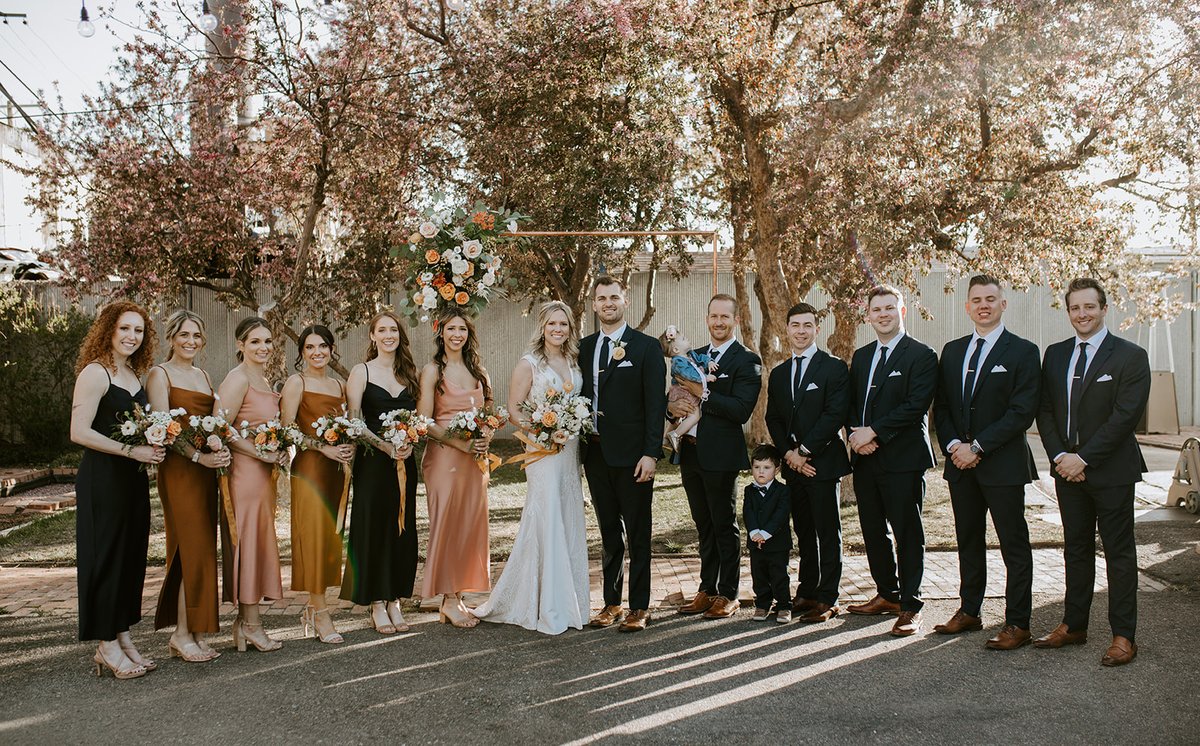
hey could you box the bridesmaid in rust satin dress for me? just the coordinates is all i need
[280,324,353,645]
[418,310,494,629]
[217,317,286,653]
[147,310,227,664]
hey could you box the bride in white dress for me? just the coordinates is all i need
[472,301,591,634]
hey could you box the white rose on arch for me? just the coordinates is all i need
[421,290,439,310]
[450,258,470,276]
[418,221,438,239]
[419,272,434,284]
[482,271,496,286]
[462,239,483,259]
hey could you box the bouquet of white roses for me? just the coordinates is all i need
[239,419,304,474]
[508,383,593,469]
[312,408,369,447]
[112,404,187,460]
[379,409,435,451]
[445,403,508,474]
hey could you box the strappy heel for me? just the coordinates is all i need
[233,617,282,652]
[93,646,146,680]
[370,601,396,635]
[301,605,344,644]
[169,638,215,663]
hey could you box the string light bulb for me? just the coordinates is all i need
[77,1,95,37]
[199,1,219,32]
[317,1,340,20]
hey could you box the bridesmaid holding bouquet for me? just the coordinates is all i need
[341,310,421,634]
[146,310,227,663]
[418,309,494,629]
[217,317,286,652]
[281,324,352,644]
[70,301,162,679]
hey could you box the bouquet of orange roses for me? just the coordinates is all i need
[507,384,593,469]
[445,403,509,474]
[312,407,369,532]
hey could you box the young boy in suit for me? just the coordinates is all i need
[744,444,794,623]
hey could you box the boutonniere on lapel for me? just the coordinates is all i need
[610,340,628,361]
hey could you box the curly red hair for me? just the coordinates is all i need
[75,301,158,377]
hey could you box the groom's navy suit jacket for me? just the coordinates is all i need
[580,326,667,468]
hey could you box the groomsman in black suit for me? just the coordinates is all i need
[764,302,851,623]
[846,284,937,636]
[932,275,1040,650]
[580,276,668,632]
[1034,278,1150,666]
[673,294,763,620]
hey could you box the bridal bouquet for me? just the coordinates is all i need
[508,385,594,469]
[113,404,187,458]
[445,403,509,474]
[396,202,527,325]
[311,407,369,533]
[377,409,435,535]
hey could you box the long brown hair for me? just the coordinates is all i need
[432,309,491,402]
[366,309,419,395]
[75,300,157,377]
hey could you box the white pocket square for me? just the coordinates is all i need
[718,373,729,379]
[805,382,819,391]
[888,370,902,377]
[617,360,634,368]
[990,364,1008,373]
[1096,373,1113,382]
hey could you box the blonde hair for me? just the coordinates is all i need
[162,309,206,361]
[527,301,579,364]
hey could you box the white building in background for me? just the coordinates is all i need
[0,116,49,253]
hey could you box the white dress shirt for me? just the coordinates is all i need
[593,322,627,430]
[862,331,905,422]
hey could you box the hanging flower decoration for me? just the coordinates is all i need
[395,203,526,325]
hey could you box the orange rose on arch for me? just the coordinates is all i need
[425,249,441,264]
[323,429,339,444]
[454,291,470,305]
[438,283,456,300]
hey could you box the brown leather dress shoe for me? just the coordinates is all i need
[1033,623,1088,648]
[934,610,983,635]
[848,595,901,616]
[703,596,739,619]
[1100,636,1137,666]
[890,610,922,637]
[589,605,624,628]
[985,625,1032,650]
[678,591,714,615]
[618,609,650,633]
[792,596,818,613]
[799,603,840,624]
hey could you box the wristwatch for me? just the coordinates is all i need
[192,451,202,463]
[969,441,982,455]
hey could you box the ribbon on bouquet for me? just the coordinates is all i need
[474,450,503,475]
[503,431,562,470]
[395,458,407,536]
[218,472,238,549]
[336,461,352,534]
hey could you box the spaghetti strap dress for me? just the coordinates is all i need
[75,368,151,641]
[153,367,220,632]
[341,370,419,604]
[289,382,346,594]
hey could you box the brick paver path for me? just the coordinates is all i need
[0,549,1167,620]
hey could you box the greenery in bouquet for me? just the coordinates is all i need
[394,201,527,325]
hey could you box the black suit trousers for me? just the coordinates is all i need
[679,441,740,599]
[750,547,790,611]
[584,441,653,610]
[948,473,1033,627]
[1056,480,1138,640]
[852,455,925,611]
[787,475,842,605]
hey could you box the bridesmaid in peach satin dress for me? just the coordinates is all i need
[216,317,286,653]
[418,310,495,628]
[280,324,353,645]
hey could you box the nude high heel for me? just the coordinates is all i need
[169,638,215,663]
[302,605,344,644]
[370,602,397,635]
[93,646,146,680]
[233,617,282,652]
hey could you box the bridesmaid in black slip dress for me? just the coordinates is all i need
[70,302,163,680]
[340,310,420,634]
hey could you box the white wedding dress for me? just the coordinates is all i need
[473,354,591,634]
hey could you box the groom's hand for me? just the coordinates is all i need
[634,455,656,483]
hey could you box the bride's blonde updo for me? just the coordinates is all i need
[527,300,579,364]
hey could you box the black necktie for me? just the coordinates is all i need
[599,336,612,371]
[962,337,986,415]
[710,347,720,366]
[1068,341,1089,447]
[864,345,888,424]
[792,356,806,396]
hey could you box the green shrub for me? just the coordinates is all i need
[0,285,93,465]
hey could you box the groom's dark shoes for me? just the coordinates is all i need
[619,610,650,632]
[589,605,623,628]
[678,591,714,615]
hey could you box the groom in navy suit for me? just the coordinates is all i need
[579,275,667,632]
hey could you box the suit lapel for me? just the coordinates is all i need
[597,327,631,393]
[793,350,823,413]
[969,331,1010,404]
[945,337,968,412]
